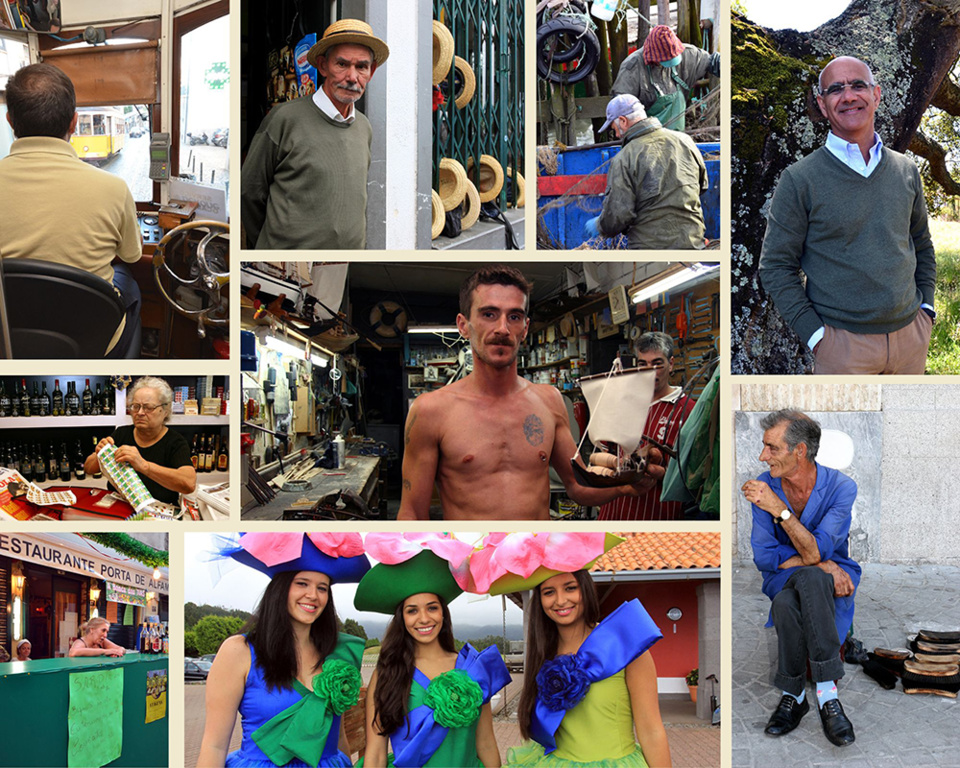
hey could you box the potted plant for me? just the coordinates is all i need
[685,668,699,703]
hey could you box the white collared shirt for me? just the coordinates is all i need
[312,85,355,125]
[824,130,883,178]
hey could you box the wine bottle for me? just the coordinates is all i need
[19,378,31,417]
[40,381,51,417]
[81,379,93,415]
[59,443,71,482]
[190,434,199,470]
[52,379,64,416]
[21,444,33,482]
[65,382,80,416]
[217,435,228,472]
[48,442,59,480]
[74,440,86,481]
[33,443,45,484]
[91,437,102,479]
[30,382,40,416]
[0,381,9,417]
[93,383,103,416]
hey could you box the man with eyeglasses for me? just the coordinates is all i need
[597,332,696,520]
[583,94,707,249]
[759,56,936,374]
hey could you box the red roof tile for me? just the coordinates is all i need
[591,532,721,573]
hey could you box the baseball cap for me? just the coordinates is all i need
[599,93,647,133]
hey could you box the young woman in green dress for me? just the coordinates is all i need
[356,549,510,768]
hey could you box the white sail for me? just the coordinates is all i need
[579,367,656,455]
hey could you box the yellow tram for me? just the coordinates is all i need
[70,106,127,164]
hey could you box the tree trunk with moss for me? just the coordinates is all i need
[731,0,960,374]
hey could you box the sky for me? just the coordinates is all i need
[743,0,851,32]
[184,534,524,635]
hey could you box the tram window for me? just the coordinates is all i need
[0,34,31,157]
[178,14,229,191]
[69,105,151,202]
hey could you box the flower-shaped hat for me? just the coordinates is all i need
[218,532,370,583]
[454,532,624,595]
[354,533,473,615]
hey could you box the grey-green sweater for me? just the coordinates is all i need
[241,96,371,249]
[759,147,935,343]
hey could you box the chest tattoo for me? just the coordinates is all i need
[523,414,545,446]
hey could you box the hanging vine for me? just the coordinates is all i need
[82,533,169,569]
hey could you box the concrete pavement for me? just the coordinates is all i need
[732,563,960,768]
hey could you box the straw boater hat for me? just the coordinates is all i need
[432,20,455,85]
[438,157,468,211]
[308,19,390,69]
[466,154,504,203]
[642,25,685,65]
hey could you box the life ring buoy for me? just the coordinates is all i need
[369,300,408,337]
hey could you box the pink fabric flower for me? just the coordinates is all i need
[363,532,474,569]
[464,533,610,593]
[239,532,364,567]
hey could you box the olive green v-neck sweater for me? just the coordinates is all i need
[759,146,935,343]
[241,96,372,249]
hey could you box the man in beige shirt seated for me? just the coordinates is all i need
[0,63,142,356]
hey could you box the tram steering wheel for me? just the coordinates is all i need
[152,219,229,338]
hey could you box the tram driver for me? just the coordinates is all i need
[0,63,142,357]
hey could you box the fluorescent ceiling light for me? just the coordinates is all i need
[407,325,461,334]
[630,263,719,304]
[265,334,329,367]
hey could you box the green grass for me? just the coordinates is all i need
[927,219,960,374]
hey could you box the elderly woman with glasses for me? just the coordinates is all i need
[83,376,196,505]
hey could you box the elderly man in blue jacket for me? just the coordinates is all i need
[742,409,860,748]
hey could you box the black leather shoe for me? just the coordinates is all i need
[764,694,809,736]
[818,698,855,746]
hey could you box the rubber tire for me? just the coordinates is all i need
[537,18,601,85]
[536,0,590,62]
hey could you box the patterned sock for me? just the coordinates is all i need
[783,688,805,704]
[816,680,838,708]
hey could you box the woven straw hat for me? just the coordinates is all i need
[308,19,390,68]
[439,157,468,211]
[453,56,475,108]
[461,178,481,230]
[467,154,504,203]
[431,190,445,239]
[433,20,454,85]
[507,166,525,208]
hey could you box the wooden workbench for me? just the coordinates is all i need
[242,454,381,520]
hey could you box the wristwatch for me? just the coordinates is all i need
[777,510,792,523]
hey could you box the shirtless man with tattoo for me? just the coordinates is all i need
[397,264,663,521]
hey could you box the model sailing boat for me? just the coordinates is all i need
[572,359,656,488]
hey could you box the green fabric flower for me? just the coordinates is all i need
[314,658,362,715]
[423,669,483,728]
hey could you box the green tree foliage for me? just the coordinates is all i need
[364,637,381,649]
[342,618,368,640]
[465,635,506,654]
[185,602,252,629]
[193,615,245,656]
[184,630,200,657]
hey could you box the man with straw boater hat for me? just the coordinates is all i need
[241,19,389,250]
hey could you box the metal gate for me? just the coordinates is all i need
[433,0,524,210]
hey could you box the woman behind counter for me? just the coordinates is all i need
[84,376,196,506]
[68,617,127,658]
[16,638,32,661]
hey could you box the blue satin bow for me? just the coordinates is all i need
[531,599,662,754]
[391,644,511,768]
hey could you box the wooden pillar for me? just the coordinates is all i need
[637,0,651,49]
[595,19,612,95]
[609,16,629,83]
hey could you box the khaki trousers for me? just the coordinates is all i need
[814,310,932,375]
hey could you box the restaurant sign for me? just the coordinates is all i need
[106,581,148,607]
[0,533,169,594]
